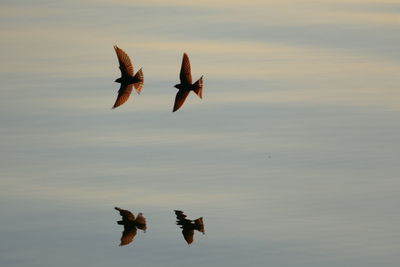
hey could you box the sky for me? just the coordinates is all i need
[0,1,400,267]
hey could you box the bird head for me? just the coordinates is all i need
[174,84,182,89]
[115,78,122,83]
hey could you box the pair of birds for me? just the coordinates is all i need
[114,207,205,246]
[113,46,204,112]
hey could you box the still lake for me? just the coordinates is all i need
[1,1,400,266]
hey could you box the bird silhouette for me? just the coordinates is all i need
[114,207,147,246]
[119,224,138,246]
[174,210,205,245]
[112,45,144,109]
[173,53,203,112]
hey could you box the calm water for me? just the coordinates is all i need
[1,1,400,266]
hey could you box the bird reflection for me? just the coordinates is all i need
[114,207,147,246]
[174,210,205,245]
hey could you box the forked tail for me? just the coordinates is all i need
[193,76,203,99]
[134,68,144,94]
[194,217,205,233]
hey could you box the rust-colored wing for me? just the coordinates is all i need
[173,90,190,112]
[115,207,135,221]
[182,229,195,245]
[120,225,137,246]
[112,84,133,109]
[179,53,192,85]
[114,46,134,76]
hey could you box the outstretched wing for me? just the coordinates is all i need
[174,210,188,220]
[112,84,133,109]
[115,207,135,221]
[173,90,190,112]
[174,210,191,227]
[120,225,137,246]
[182,229,195,245]
[114,46,134,76]
[179,53,192,85]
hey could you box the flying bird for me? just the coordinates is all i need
[114,207,147,246]
[174,210,205,245]
[173,53,203,112]
[112,45,144,109]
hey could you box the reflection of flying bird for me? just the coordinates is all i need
[112,46,144,109]
[119,224,137,246]
[172,53,203,112]
[114,207,147,246]
[174,210,205,245]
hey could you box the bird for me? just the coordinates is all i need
[112,45,144,109]
[174,210,205,245]
[114,207,147,246]
[172,53,203,112]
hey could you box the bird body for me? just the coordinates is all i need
[113,45,144,109]
[173,53,203,112]
[115,74,142,85]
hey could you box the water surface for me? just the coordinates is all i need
[1,1,400,266]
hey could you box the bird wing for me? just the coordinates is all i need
[179,53,192,85]
[114,45,134,76]
[175,210,193,230]
[112,84,133,109]
[115,207,135,221]
[182,229,195,245]
[173,90,190,112]
[120,225,137,246]
[174,210,187,220]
